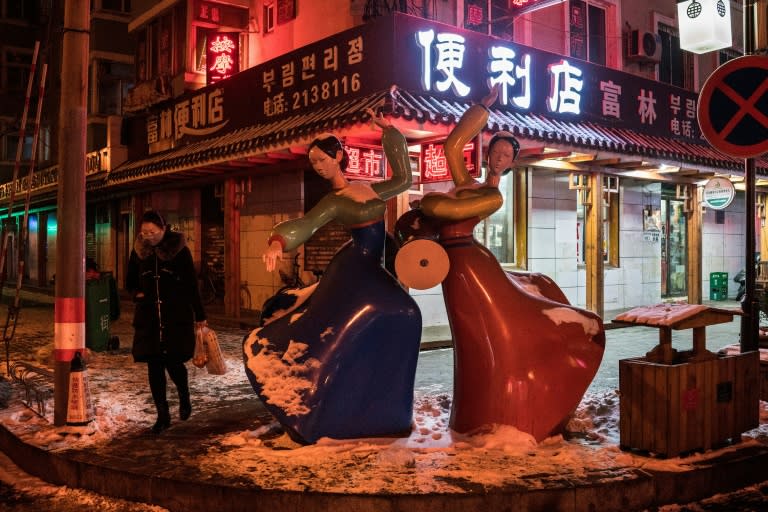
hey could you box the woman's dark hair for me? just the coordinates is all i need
[308,134,349,171]
[141,210,165,229]
[488,131,520,176]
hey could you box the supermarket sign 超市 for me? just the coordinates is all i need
[702,177,735,210]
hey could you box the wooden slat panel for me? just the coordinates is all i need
[654,363,667,454]
[630,359,643,448]
[641,362,655,450]
[619,359,632,448]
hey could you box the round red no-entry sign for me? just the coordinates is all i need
[698,55,768,159]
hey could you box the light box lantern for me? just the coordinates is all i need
[677,0,732,54]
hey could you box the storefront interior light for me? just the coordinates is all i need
[676,0,733,54]
[527,159,585,171]
[657,164,681,173]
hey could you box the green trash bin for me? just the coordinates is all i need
[86,273,111,351]
[709,272,728,301]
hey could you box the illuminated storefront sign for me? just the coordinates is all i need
[408,19,700,140]
[419,142,479,183]
[702,177,735,210]
[145,88,229,152]
[343,144,387,180]
[510,0,566,16]
[137,13,701,155]
[206,32,239,85]
[194,1,249,28]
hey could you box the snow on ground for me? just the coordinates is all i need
[1,325,767,496]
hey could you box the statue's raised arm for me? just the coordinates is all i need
[419,85,519,222]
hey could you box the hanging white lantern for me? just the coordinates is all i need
[677,0,733,53]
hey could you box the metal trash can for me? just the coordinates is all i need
[709,272,728,301]
[86,273,111,351]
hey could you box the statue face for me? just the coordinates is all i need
[487,139,516,177]
[308,146,341,181]
[140,222,164,246]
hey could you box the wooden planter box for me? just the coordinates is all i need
[619,351,760,457]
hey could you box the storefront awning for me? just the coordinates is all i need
[100,88,767,192]
[390,89,766,174]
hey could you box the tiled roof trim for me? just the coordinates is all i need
[105,88,766,186]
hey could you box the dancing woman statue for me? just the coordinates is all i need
[403,86,605,441]
[244,109,421,444]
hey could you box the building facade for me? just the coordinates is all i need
[2,0,766,327]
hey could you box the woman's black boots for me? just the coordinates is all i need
[152,401,171,434]
[179,390,192,420]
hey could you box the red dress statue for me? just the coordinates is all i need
[401,87,606,441]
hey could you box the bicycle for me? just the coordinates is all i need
[278,253,306,290]
[199,261,225,305]
[199,261,253,311]
[240,280,252,311]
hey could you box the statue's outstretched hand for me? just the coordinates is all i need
[366,107,391,130]
[262,241,283,272]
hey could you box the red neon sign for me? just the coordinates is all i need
[343,144,389,180]
[510,0,565,16]
[419,142,479,184]
[206,32,239,85]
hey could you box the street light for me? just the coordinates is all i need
[677,0,733,53]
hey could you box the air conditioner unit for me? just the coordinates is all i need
[627,30,662,62]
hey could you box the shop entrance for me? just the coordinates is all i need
[660,194,687,298]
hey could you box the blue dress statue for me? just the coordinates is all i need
[243,112,421,444]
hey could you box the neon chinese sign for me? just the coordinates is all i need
[343,144,388,180]
[419,142,478,183]
[509,0,566,16]
[206,32,239,85]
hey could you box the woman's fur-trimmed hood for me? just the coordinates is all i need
[134,229,187,261]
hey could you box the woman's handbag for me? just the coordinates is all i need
[200,326,227,375]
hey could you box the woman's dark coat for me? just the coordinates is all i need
[126,229,206,363]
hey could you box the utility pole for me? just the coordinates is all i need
[740,0,765,354]
[54,0,89,426]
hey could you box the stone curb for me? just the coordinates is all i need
[2,420,768,511]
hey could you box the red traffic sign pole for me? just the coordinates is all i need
[698,54,768,353]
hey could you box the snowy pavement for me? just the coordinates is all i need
[0,301,766,511]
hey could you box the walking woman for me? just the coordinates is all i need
[127,210,207,434]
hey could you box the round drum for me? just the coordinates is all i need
[394,238,449,290]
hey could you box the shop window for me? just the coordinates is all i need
[95,60,134,115]
[658,23,694,90]
[99,0,131,13]
[3,0,32,20]
[2,134,32,162]
[463,0,513,39]
[2,126,49,163]
[475,173,513,263]
[718,48,742,66]
[134,3,185,83]
[569,0,606,66]
[195,26,209,74]
[2,47,33,92]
